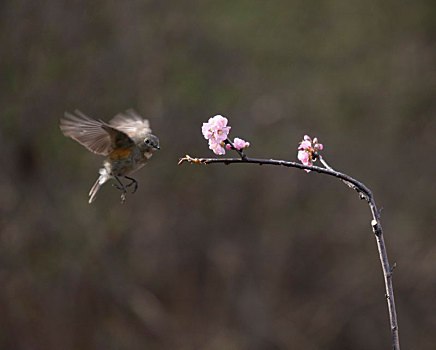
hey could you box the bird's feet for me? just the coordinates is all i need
[124,176,138,194]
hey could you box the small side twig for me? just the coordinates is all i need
[318,155,369,200]
[224,138,247,160]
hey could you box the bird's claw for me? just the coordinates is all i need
[125,177,138,194]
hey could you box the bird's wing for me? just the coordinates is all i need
[109,109,152,138]
[60,110,134,155]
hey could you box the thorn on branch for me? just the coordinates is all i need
[388,263,397,277]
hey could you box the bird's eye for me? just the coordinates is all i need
[145,139,150,144]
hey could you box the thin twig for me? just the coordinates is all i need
[178,154,400,349]
[318,155,368,200]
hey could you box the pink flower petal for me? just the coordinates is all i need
[297,150,310,164]
[214,126,231,142]
[209,139,226,155]
[202,122,214,139]
[209,115,229,131]
[298,140,312,150]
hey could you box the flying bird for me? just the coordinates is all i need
[60,109,160,203]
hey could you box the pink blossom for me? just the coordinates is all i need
[201,115,251,156]
[209,139,226,155]
[297,150,310,165]
[202,115,231,142]
[298,150,312,172]
[226,137,250,150]
[213,115,229,130]
[298,140,312,151]
[201,123,214,139]
[202,115,234,155]
[297,135,324,172]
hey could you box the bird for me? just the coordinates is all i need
[60,109,160,203]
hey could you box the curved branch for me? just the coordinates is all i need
[179,155,371,198]
[178,154,400,350]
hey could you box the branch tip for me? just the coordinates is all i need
[178,155,206,165]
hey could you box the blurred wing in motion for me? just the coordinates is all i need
[60,110,134,155]
[109,109,152,138]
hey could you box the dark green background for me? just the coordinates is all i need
[1,1,435,349]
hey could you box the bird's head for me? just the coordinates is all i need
[143,134,160,151]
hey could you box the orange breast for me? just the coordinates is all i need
[109,147,133,160]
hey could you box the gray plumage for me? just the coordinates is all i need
[60,109,160,203]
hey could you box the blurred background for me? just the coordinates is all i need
[1,1,435,349]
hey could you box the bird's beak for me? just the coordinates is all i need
[155,145,160,150]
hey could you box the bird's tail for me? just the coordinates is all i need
[88,168,111,203]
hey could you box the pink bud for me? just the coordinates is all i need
[233,137,250,150]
